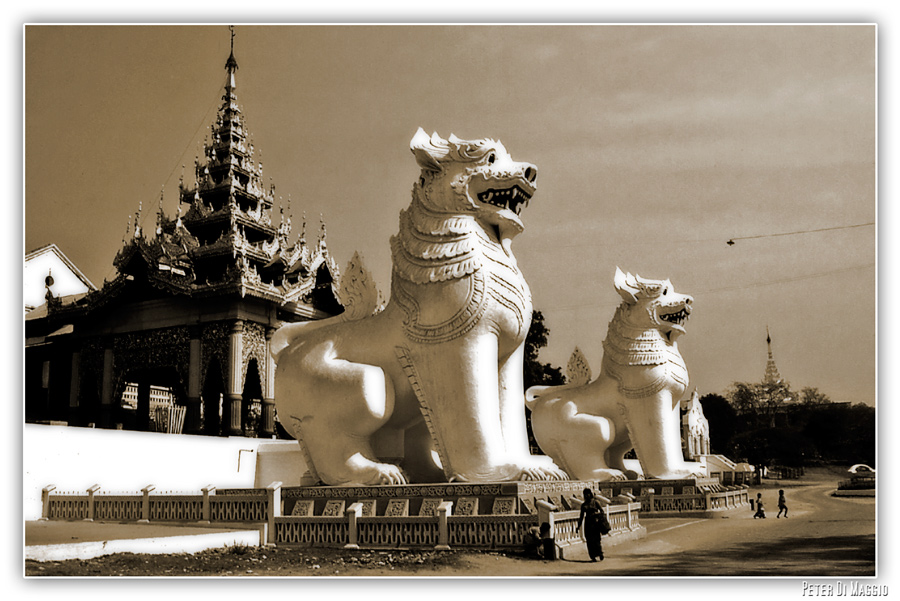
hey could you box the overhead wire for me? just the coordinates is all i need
[547,262,875,312]
[726,222,874,245]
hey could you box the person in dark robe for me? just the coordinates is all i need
[576,488,606,561]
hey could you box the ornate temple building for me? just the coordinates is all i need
[25,39,343,438]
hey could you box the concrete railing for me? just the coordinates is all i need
[41,483,271,530]
[534,499,643,559]
[637,485,749,515]
[42,482,645,552]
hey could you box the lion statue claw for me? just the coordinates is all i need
[271,129,566,485]
[526,268,704,482]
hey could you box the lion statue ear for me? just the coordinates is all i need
[410,127,447,173]
[614,267,642,304]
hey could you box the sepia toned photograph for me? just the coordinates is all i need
[22,22,878,588]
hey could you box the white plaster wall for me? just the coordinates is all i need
[23,424,271,520]
[24,251,91,309]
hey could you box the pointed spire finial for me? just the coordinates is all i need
[764,326,782,385]
[156,189,165,235]
[318,215,328,251]
[225,25,239,74]
[134,202,143,239]
[45,269,55,301]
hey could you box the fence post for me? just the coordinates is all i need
[201,485,215,524]
[40,485,56,520]
[140,485,155,523]
[626,502,633,530]
[85,484,101,522]
[266,481,282,546]
[435,501,453,551]
[345,502,362,549]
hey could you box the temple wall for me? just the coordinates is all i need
[24,424,267,520]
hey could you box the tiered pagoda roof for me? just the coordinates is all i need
[52,38,343,320]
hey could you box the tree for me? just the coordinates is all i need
[802,402,875,466]
[698,393,739,455]
[726,380,793,429]
[799,386,832,406]
[523,310,565,390]
[523,310,565,455]
[729,427,816,467]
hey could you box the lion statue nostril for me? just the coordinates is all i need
[524,166,537,183]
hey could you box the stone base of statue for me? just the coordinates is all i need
[249,441,645,550]
[280,480,591,519]
[596,477,751,517]
[267,479,645,552]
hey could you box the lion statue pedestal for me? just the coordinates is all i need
[270,129,566,486]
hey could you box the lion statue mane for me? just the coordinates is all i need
[526,268,704,481]
[270,128,566,485]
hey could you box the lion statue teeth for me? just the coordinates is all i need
[526,268,704,482]
[270,128,566,486]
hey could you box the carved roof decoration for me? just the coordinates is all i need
[46,35,343,321]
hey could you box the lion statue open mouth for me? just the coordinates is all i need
[526,268,704,481]
[270,129,566,485]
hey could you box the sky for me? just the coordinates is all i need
[24,24,876,406]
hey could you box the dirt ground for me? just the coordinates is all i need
[25,545,525,577]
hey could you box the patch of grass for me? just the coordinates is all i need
[226,543,252,556]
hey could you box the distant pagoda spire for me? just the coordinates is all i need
[225,25,239,83]
[764,326,783,384]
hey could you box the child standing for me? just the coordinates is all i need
[754,494,766,519]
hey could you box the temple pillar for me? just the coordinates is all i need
[136,378,151,432]
[225,320,244,436]
[99,348,114,429]
[68,351,81,426]
[185,327,202,434]
[261,327,277,438]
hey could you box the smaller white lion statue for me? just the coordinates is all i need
[526,268,704,481]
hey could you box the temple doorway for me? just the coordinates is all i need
[242,359,263,438]
[116,367,186,433]
[202,361,226,436]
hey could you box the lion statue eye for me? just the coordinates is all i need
[487,153,496,165]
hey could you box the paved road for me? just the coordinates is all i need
[522,480,876,577]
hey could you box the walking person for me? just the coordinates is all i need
[576,488,609,561]
[777,489,789,518]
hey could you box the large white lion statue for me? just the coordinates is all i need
[526,268,704,481]
[270,129,566,486]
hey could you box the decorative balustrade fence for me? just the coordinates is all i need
[640,487,749,513]
[39,482,645,552]
[41,484,263,526]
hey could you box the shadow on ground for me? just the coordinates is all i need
[553,534,875,577]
